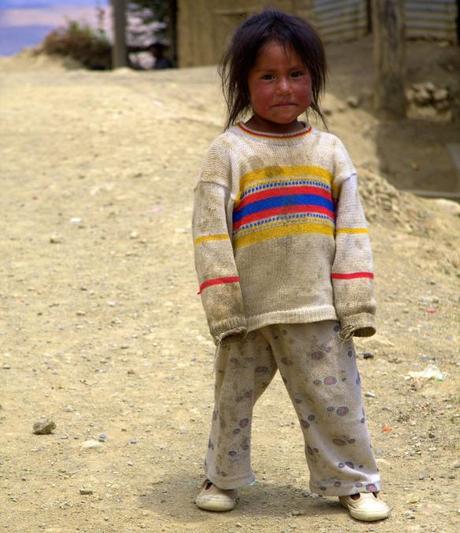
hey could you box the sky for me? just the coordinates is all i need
[0,0,111,56]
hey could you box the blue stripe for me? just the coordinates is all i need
[233,194,335,223]
[234,212,334,232]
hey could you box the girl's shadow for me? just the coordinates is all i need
[139,469,343,526]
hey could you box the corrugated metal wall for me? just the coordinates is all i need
[312,0,458,44]
[312,0,369,42]
[405,0,458,42]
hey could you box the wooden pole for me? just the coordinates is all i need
[168,0,178,66]
[372,0,406,117]
[112,0,127,68]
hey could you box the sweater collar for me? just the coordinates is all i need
[236,121,312,140]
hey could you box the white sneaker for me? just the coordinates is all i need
[195,479,238,512]
[339,492,391,521]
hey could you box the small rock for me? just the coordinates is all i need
[433,88,449,102]
[413,88,431,106]
[127,369,135,376]
[80,439,104,451]
[432,199,460,216]
[365,391,376,398]
[49,235,62,244]
[346,96,360,108]
[407,364,444,381]
[33,418,56,435]
[69,217,82,225]
[80,487,93,495]
[434,99,451,112]
[362,351,374,359]
[98,433,108,442]
[422,81,436,93]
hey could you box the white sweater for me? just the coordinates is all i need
[192,123,376,344]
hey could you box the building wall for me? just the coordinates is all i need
[310,0,369,42]
[177,0,458,67]
[405,0,458,41]
[177,0,310,67]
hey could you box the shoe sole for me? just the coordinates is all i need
[349,509,390,521]
[340,501,391,522]
[195,496,238,512]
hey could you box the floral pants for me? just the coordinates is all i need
[204,321,381,496]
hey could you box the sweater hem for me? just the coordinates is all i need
[211,316,247,343]
[247,306,338,332]
[339,312,376,339]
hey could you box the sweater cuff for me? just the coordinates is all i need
[339,313,376,341]
[211,317,248,345]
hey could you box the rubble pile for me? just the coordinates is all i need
[406,82,452,121]
[358,168,430,232]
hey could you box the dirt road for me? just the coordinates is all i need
[1,45,459,532]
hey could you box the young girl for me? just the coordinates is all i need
[192,9,391,522]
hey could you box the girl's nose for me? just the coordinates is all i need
[277,77,291,94]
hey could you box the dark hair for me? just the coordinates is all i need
[219,9,327,129]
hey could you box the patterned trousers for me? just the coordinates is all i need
[204,321,381,496]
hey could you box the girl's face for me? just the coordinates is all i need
[246,40,312,134]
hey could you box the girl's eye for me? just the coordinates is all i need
[261,74,274,80]
[291,70,305,78]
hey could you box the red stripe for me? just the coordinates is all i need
[236,185,331,210]
[198,276,240,294]
[233,204,335,230]
[331,272,374,280]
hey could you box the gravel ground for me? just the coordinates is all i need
[0,42,459,533]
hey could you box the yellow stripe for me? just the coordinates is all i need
[194,234,229,246]
[236,165,333,203]
[336,228,368,234]
[234,223,334,249]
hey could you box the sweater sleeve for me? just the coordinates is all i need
[331,139,376,340]
[192,138,247,344]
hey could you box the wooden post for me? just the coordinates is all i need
[167,0,178,66]
[112,0,127,68]
[372,0,406,116]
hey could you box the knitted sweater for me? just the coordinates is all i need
[192,122,376,344]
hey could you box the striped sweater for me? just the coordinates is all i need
[192,122,376,344]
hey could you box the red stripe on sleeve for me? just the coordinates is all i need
[331,272,374,280]
[198,276,240,294]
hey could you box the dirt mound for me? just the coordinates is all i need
[0,48,82,71]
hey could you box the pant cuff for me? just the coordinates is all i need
[310,480,382,497]
[206,471,256,490]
